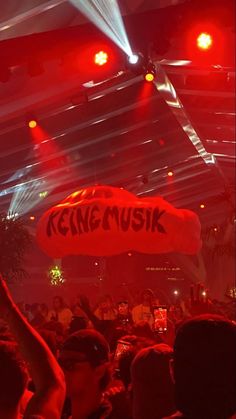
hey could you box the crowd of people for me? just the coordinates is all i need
[0,274,236,419]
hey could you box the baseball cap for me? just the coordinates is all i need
[61,329,110,368]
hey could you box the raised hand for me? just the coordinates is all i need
[189,283,211,315]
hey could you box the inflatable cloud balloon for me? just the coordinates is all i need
[36,185,202,258]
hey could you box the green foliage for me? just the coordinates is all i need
[48,265,65,286]
[202,219,235,260]
[0,214,32,281]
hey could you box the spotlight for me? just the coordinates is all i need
[28,119,37,129]
[6,212,19,220]
[126,52,145,74]
[168,170,174,177]
[173,290,179,296]
[144,63,156,82]
[197,32,213,50]
[145,72,154,82]
[94,50,108,66]
[200,203,205,209]
[29,216,35,221]
[39,191,48,198]
[128,54,139,65]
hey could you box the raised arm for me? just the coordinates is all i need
[0,275,65,419]
[78,294,102,329]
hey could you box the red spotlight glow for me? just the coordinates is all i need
[28,119,37,129]
[94,50,108,66]
[168,170,174,177]
[197,32,213,50]
[200,203,205,209]
[187,23,224,63]
[29,216,35,221]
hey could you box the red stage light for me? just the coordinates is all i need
[187,24,224,62]
[200,203,205,209]
[28,120,37,129]
[145,72,155,82]
[144,63,156,82]
[197,32,213,50]
[168,170,174,177]
[29,216,35,221]
[94,50,108,66]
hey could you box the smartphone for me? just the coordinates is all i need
[153,305,167,333]
[114,340,132,360]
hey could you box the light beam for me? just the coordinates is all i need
[69,0,133,57]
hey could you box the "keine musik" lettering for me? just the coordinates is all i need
[46,205,167,237]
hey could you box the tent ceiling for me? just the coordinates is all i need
[0,0,235,228]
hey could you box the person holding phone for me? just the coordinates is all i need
[115,301,133,330]
[132,289,156,327]
[58,329,131,419]
[94,295,117,321]
[153,306,168,334]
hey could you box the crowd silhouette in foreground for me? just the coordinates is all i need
[0,274,236,419]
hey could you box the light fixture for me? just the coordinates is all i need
[94,50,108,66]
[128,53,139,65]
[28,119,37,129]
[145,72,154,82]
[200,203,205,209]
[167,170,174,177]
[39,191,48,198]
[6,212,19,220]
[197,32,213,50]
[144,62,156,82]
[126,52,145,75]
